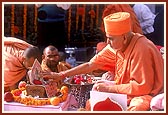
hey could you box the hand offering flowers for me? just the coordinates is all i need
[41,71,62,82]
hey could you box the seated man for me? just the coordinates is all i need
[4,37,41,92]
[41,45,71,87]
[42,12,164,111]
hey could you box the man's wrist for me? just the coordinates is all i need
[51,72,55,79]
[107,86,116,93]
[60,71,66,79]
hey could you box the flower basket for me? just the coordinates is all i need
[64,74,94,108]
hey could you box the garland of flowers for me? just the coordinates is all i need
[23,5,27,41]
[81,4,86,33]
[90,4,94,31]
[96,5,99,28]
[34,4,38,33]
[11,85,69,106]
[76,4,79,33]
[68,6,72,42]
[11,4,15,37]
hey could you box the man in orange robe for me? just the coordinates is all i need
[4,37,41,92]
[93,12,163,111]
[41,45,71,87]
[43,12,164,111]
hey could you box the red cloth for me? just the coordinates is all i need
[93,97,123,111]
[155,45,163,51]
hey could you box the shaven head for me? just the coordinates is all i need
[43,45,58,55]
[23,46,42,63]
[42,45,60,72]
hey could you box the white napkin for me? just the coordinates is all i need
[150,93,164,111]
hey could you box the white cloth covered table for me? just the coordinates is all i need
[3,94,79,112]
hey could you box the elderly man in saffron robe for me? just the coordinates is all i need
[4,37,41,92]
[42,12,164,111]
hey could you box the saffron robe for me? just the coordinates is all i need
[41,60,71,72]
[41,60,71,87]
[90,33,164,110]
[4,37,33,90]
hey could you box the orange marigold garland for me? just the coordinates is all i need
[67,6,72,42]
[96,5,99,28]
[11,4,15,37]
[13,95,51,106]
[34,4,38,33]
[76,4,79,33]
[23,4,27,41]
[90,5,94,31]
[13,26,19,34]
[81,4,86,33]
[11,86,69,106]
